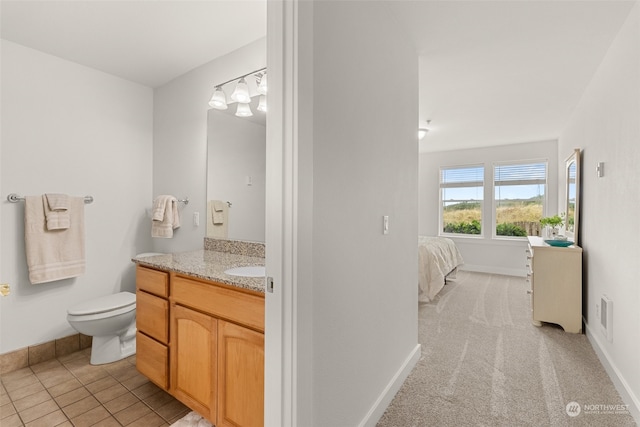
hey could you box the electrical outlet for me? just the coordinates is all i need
[193,212,200,227]
[595,303,600,319]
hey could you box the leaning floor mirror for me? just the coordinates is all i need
[564,148,581,246]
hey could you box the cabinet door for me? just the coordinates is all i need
[217,320,264,427]
[171,304,217,422]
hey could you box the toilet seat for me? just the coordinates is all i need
[67,292,136,316]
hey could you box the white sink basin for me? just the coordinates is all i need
[224,265,266,278]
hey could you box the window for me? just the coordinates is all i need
[494,161,547,237]
[440,165,484,235]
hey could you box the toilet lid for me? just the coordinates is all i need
[67,292,136,316]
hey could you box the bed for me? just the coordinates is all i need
[418,236,464,302]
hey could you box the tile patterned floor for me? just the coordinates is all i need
[0,348,188,427]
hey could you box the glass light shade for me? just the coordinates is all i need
[257,73,267,95]
[208,87,228,110]
[257,95,267,112]
[236,103,253,117]
[418,128,429,140]
[231,78,251,103]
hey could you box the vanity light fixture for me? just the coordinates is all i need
[236,103,253,117]
[257,72,267,95]
[231,78,251,104]
[208,67,267,115]
[208,86,228,110]
[257,95,267,112]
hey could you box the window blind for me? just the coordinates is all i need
[494,162,546,186]
[440,165,484,188]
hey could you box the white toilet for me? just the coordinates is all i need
[67,292,136,365]
[66,252,164,365]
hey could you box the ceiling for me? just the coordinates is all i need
[1,1,635,153]
[0,1,267,88]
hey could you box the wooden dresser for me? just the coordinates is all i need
[525,236,583,333]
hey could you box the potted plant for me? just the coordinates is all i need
[540,214,564,239]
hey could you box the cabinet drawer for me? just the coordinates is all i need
[136,266,169,297]
[137,291,169,343]
[172,275,265,332]
[136,332,168,390]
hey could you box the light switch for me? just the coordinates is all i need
[193,212,199,226]
[383,215,389,235]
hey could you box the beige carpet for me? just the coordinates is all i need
[377,271,636,427]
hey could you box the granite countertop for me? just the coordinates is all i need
[132,250,265,293]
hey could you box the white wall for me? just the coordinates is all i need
[294,2,420,425]
[152,38,266,253]
[0,40,153,353]
[559,2,640,419]
[207,110,265,242]
[419,140,558,276]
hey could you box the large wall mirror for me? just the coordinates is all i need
[206,97,266,243]
[564,148,581,246]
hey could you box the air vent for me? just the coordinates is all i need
[600,295,613,342]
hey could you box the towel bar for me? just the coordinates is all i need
[6,193,94,204]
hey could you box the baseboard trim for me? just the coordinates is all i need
[585,321,640,423]
[0,333,92,375]
[358,343,421,427]
[459,264,526,278]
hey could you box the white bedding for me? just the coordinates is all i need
[418,236,464,302]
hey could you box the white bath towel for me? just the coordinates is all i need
[44,193,70,230]
[151,195,180,238]
[24,195,86,284]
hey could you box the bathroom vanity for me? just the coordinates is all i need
[133,249,265,427]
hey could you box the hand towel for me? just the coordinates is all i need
[206,200,228,239]
[212,200,225,225]
[45,193,68,210]
[152,195,180,238]
[24,196,86,284]
[44,193,70,230]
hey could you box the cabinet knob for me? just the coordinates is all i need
[527,290,533,294]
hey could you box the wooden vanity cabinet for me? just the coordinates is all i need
[135,264,265,427]
[170,273,265,427]
[135,266,169,389]
[526,236,582,333]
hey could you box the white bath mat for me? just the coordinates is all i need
[170,411,213,427]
